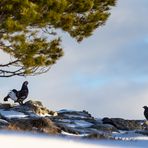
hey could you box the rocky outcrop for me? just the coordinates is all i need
[102,117,144,130]
[8,117,61,134]
[0,100,148,140]
[0,100,61,135]
[51,110,118,139]
[9,100,58,116]
[23,100,58,116]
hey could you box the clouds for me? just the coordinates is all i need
[45,0,148,119]
[88,80,148,119]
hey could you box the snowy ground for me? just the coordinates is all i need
[1,131,148,148]
[0,109,28,118]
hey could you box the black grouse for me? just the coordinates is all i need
[143,106,148,120]
[4,81,29,105]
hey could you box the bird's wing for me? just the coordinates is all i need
[8,91,18,101]
[18,89,28,100]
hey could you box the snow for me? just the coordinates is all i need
[38,113,52,117]
[58,110,89,118]
[63,114,89,119]
[57,119,73,123]
[0,109,28,118]
[74,120,93,127]
[64,120,93,128]
[58,109,77,113]
[113,130,148,141]
[61,131,89,137]
[0,131,99,148]
[1,131,148,148]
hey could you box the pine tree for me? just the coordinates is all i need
[0,0,116,77]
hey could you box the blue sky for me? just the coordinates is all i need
[0,0,148,119]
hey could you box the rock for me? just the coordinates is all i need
[0,103,12,109]
[0,119,9,127]
[0,100,147,140]
[24,100,58,116]
[136,130,148,136]
[139,121,148,130]
[90,123,118,133]
[0,113,10,128]
[8,117,61,134]
[51,109,118,138]
[0,112,10,122]
[60,124,80,135]
[102,117,143,130]
[52,111,93,134]
[58,110,94,120]
[84,132,112,139]
[12,100,58,117]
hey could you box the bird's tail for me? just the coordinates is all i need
[4,95,9,101]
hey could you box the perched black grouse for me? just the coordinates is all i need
[4,81,29,105]
[143,106,148,120]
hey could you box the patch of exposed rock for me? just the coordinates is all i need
[8,117,61,134]
[102,117,144,130]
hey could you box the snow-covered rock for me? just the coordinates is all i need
[0,100,148,141]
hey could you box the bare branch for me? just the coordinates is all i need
[0,65,51,77]
[0,66,24,77]
[0,60,20,67]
